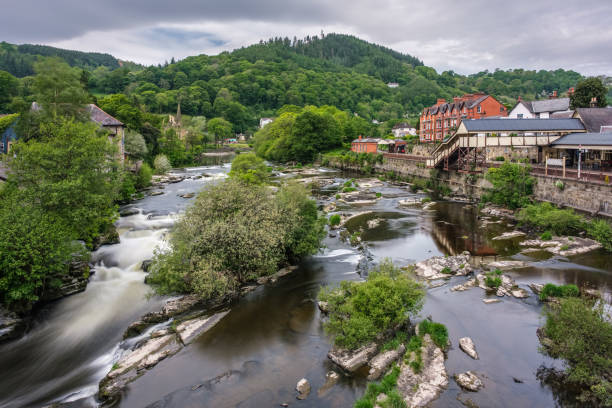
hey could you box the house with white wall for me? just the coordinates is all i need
[391,122,417,138]
[509,97,571,119]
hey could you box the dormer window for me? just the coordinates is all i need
[477,106,482,113]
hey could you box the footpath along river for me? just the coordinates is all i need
[0,163,610,408]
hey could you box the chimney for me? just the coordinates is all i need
[568,87,575,95]
[436,98,446,105]
[358,135,362,140]
[590,97,597,108]
[453,96,461,103]
[549,90,558,99]
[518,95,522,102]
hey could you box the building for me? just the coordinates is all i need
[351,136,381,153]
[0,114,19,155]
[509,96,571,119]
[419,93,508,143]
[391,122,417,138]
[259,117,274,128]
[387,82,399,88]
[572,108,612,132]
[427,118,586,170]
[85,104,126,160]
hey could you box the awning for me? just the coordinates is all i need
[377,140,391,145]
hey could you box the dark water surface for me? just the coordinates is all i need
[1,165,610,408]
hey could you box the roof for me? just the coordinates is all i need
[530,98,570,113]
[352,138,381,143]
[86,104,123,127]
[461,118,585,132]
[551,110,575,119]
[552,132,612,147]
[424,93,492,115]
[574,108,612,133]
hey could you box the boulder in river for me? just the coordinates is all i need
[458,337,478,360]
[367,344,406,380]
[454,371,483,392]
[328,343,378,373]
[176,310,230,345]
[119,207,139,217]
[296,378,311,400]
[414,252,472,280]
[396,334,448,407]
[520,236,601,256]
[491,231,526,241]
[0,308,24,342]
[317,371,340,397]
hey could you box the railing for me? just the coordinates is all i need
[382,153,429,162]
[427,134,461,167]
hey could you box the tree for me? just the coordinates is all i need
[289,109,341,163]
[32,57,89,118]
[229,153,270,184]
[483,162,535,209]
[98,93,143,129]
[0,70,19,112]
[124,130,148,159]
[7,118,121,243]
[207,117,232,146]
[153,154,171,174]
[570,77,608,109]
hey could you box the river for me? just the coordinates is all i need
[0,162,610,408]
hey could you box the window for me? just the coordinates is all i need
[477,106,481,113]
[517,114,523,119]
[500,106,504,112]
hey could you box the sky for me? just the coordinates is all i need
[3,0,612,76]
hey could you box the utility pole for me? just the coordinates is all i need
[578,145,582,179]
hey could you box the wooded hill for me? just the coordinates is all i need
[0,34,585,130]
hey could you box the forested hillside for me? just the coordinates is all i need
[0,42,122,77]
[0,34,587,132]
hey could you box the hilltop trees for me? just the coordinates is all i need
[32,58,89,118]
[207,117,232,146]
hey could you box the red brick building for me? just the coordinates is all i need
[351,135,381,153]
[419,93,508,142]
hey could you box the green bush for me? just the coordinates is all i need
[587,219,612,251]
[541,298,612,406]
[376,192,382,198]
[484,269,503,289]
[148,180,325,299]
[343,186,357,193]
[153,154,171,174]
[518,202,584,235]
[494,156,505,161]
[441,267,452,274]
[539,283,580,301]
[418,320,449,349]
[381,331,408,352]
[335,193,341,200]
[354,365,405,408]
[540,231,553,241]
[319,259,425,350]
[483,162,535,209]
[229,153,270,185]
[329,214,341,226]
[135,163,153,190]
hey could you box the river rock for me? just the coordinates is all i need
[317,371,340,397]
[119,207,139,217]
[528,283,544,295]
[0,307,24,342]
[414,252,472,280]
[520,236,601,256]
[459,337,478,360]
[178,192,195,199]
[491,231,526,241]
[480,205,515,219]
[482,298,501,304]
[176,310,230,345]
[451,278,476,292]
[397,334,448,407]
[367,218,383,229]
[141,259,153,272]
[422,201,437,211]
[296,378,311,400]
[398,198,421,206]
[328,343,378,373]
[483,260,529,270]
[318,301,329,314]
[41,257,90,302]
[256,265,298,284]
[454,371,483,392]
[511,288,530,298]
[367,344,406,380]
[149,191,164,196]
[99,334,182,400]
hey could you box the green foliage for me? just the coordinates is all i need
[98,94,143,129]
[541,298,612,406]
[418,320,449,349]
[124,130,148,159]
[148,180,325,299]
[440,267,452,274]
[518,202,584,235]
[7,118,120,244]
[153,154,171,174]
[570,77,608,109]
[0,113,18,134]
[587,219,612,251]
[328,214,341,226]
[319,259,424,350]
[540,231,553,241]
[484,269,503,289]
[135,163,153,190]
[0,71,19,113]
[228,153,269,185]
[207,117,232,145]
[539,283,580,301]
[354,365,405,408]
[343,186,357,193]
[376,192,382,198]
[483,162,535,209]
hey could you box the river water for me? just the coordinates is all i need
[0,162,610,408]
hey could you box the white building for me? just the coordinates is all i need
[391,122,417,138]
[259,117,274,128]
[509,97,571,119]
[387,82,399,88]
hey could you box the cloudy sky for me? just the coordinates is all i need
[3,0,612,75]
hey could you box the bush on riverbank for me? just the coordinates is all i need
[354,365,405,408]
[483,162,535,209]
[540,298,612,406]
[228,153,270,185]
[319,259,425,350]
[539,283,580,301]
[147,180,325,299]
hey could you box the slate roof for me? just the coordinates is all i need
[425,94,489,115]
[574,108,612,133]
[86,104,123,127]
[530,98,570,113]
[552,132,612,147]
[461,118,585,132]
[551,110,575,118]
[352,138,381,143]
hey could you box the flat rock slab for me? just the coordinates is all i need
[397,334,448,407]
[454,371,483,392]
[317,371,340,397]
[368,344,406,380]
[520,236,601,256]
[328,343,378,373]
[459,337,478,360]
[177,310,230,345]
[451,278,476,292]
[482,298,501,304]
[491,231,526,241]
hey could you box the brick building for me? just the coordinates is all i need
[351,135,381,153]
[419,93,508,142]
